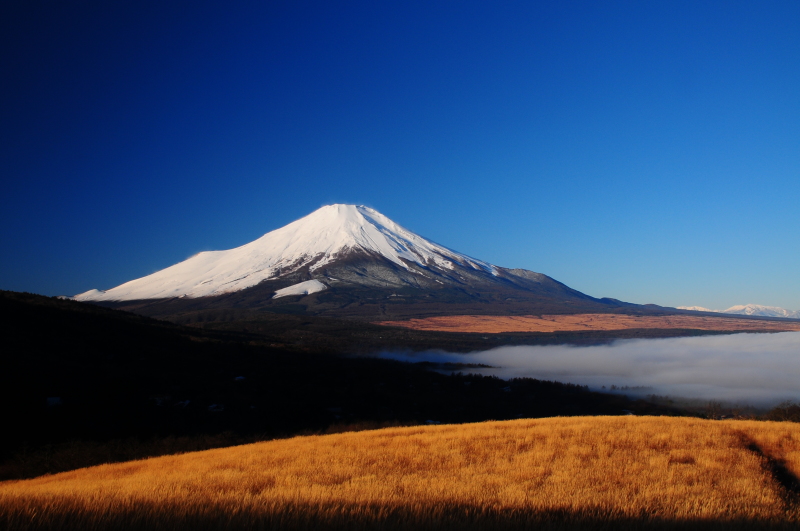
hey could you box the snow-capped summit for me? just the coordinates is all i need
[678,304,800,319]
[74,204,499,302]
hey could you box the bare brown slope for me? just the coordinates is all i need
[378,313,800,334]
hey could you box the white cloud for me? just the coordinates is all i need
[381,332,800,406]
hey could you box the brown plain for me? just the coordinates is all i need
[378,313,800,334]
[3,416,800,529]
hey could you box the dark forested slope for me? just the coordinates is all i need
[1,291,678,480]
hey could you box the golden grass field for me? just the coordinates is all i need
[3,416,800,530]
[378,313,800,334]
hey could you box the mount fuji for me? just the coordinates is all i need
[74,204,638,319]
[75,205,500,301]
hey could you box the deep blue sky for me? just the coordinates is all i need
[2,1,799,310]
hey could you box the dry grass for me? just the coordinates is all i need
[3,416,800,530]
[377,313,800,334]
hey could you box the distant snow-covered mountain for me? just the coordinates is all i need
[677,306,714,312]
[724,304,800,319]
[678,304,800,319]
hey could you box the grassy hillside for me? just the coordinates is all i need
[3,416,800,530]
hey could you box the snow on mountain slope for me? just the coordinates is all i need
[273,279,327,299]
[678,304,800,319]
[74,204,497,301]
[723,304,800,319]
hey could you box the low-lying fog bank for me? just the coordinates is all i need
[379,332,800,407]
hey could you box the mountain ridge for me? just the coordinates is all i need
[678,304,800,319]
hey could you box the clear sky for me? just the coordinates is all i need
[2,1,799,310]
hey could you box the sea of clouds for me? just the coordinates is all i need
[380,332,800,406]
